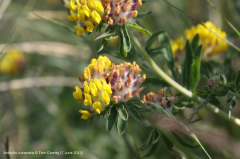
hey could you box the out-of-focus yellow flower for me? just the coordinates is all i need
[67,0,104,36]
[0,49,25,75]
[171,37,185,68]
[171,21,228,62]
[171,37,184,54]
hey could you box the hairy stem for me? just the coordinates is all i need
[129,31,240,127]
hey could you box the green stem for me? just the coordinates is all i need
[129,31,240,127]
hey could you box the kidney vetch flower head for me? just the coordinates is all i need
[73,56,146,120]
[0,48,26,75]
[67,0,152,57]
[171,21,228,64]
[67,0,105,35]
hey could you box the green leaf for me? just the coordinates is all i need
[161,134,173,150]
[105,26,120,41]
[194,90,221,106]
[133,10,152,20]
[140,129,160,158]
[140,77,170,87]
[189,116,203,123]
[127,98,150,110]
[94,27,115,41]
[121,25,131,52]
[203,74,209,80]
[148,102,173,118]
[145,30,165,50]
[138,142,148,152]
[152,129,161,144]
[138,129,155,151]
[140,141,158,158]
[119,38,127,57]
[97,39,107,52]
[227,97,233,103]
[182,40,193,89]
[173,133,199,148]
[126,22,152,36]
[116,104,128,121]
[148,46,165,56]
[180,102,194,108]
[191,34,199,51]
[227,96,236,119]
[158,32,175,77]
[190,45,202,91]
[235,70,240,91]
[126,105,143,122]
[117,114,127,135]
[106,107,118,132]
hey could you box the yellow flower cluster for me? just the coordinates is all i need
[84,55,111,80]
[73,56,146,120]
[0,49,25,75]
[67,0,104,36]
[73,56,112,119]
[171,21,228,62]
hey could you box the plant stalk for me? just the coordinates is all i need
[129,31,240,127]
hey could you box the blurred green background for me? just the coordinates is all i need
[1,0,240,158]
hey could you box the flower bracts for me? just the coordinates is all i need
[142,88,178,112]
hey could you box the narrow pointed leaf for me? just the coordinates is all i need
[173,133,199,148]
[126,22,152,36]
[94,28,115,41]
[145,30,165,50]
[121,25,131,52]
[191,34,199,51]
[182,40,193,89]
[106,107,118,132]
[228,96,236,119]
[116,104,128,121]
[190,45,202,91]
[127,105,143,122]
[235,70,240,91]
[97,39,107,52]
[158,31,175,77]
[117,115,127,135]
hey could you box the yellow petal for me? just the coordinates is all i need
[92,11,101,23]
[83,81,90,93]
[93,102,102,114]
[101,91,110,104]
[84,93,92,106]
